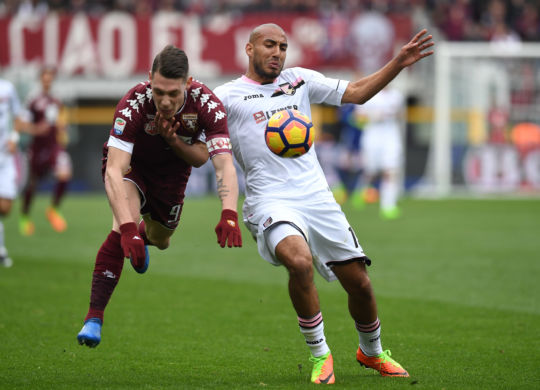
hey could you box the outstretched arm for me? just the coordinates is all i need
[342,29,434,105]
[211,153,242,248]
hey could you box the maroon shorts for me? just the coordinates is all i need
[29,145,60,178]
[125,166,185,230]
[101,151,187,230]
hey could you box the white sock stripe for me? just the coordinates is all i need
[298,312,323,328]
[355,318,380,332]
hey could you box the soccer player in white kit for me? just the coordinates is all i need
[354,86,406,219]
[214,23,433,384]
[0,78,27,267]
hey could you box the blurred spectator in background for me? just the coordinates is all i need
[349,5,395,74]
[331,102,364,206]
[19,66,72,236]
[352,85,406,219]
[0,78,28,267]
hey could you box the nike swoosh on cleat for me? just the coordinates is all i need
[318,371,334,384]
[133,236,141,240]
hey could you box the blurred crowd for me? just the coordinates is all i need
[1,0,539,42]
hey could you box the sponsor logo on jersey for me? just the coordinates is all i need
[244,93,264,100]
[113,117,126,135]
[206,137,231,153]
[181,113,198,132]
[252,105,299,124]
[271,77,305,97]
[253,111,266,124]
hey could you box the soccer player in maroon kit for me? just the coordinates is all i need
[77,45,242,347]
[19,66,72,235]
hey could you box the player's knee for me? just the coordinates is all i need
[151,237,170,250]
[284,254,313,280]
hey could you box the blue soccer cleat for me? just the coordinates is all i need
[77,318,102,348]
[130,246,149,274]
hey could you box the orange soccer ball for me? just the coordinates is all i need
[265,109,314,158]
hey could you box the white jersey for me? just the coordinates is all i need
[0,79,22,153]
[214,67,348,210]
[0,79,22,199]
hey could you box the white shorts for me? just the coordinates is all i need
[244,197,368,282]
[362,126,402,173]
[55,150,72,175]
[0,152,17,199]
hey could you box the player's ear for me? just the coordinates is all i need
[148,70,153,83]
[186,76,193,89]
[245,42,253,57]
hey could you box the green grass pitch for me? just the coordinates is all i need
[0,194,539,389]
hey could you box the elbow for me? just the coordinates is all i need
[192,160,205,168]
[191,156,208,168]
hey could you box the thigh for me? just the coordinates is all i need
[142,213,175,241]
[306,200,367,267]
[0,155,17,200]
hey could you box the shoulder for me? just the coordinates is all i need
[280,67,323,81]
[213,78,242,100]
[186,79,223,108]
[0,79,17,97]
[116,81,153,120]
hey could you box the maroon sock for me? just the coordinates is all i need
[138,219,152,246]
[22,185,35,215]
[53,180,68,208]
[84,230,124,323]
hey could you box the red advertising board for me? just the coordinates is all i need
[0,12,411,77]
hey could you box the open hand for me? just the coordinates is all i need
[397,29,434,68]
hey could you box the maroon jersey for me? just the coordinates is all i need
[26,92,64,176]
[103,79,232,228]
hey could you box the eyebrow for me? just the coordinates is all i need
[263,38,288,48]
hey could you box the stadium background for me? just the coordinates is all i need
[1,2,539,388]
[1,0,539,196]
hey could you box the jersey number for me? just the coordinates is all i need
[348,227,359,248]
[168,204,183,224]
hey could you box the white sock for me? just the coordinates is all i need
[380,176,399,210]
[356,318,383,356]
[0,220,6,256]
[299,312,330,357]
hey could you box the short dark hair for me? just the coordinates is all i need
[151,45,189,80]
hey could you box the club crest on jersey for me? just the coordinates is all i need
[271,78,305,97]
[144,121,158,135]
[113,117,126,135]
[181,113,198,132]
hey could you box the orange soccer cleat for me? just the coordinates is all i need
[309,351,335,384]
[46,206,67,232]
[356,348,409,377]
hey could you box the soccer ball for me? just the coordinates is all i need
[265,109,314,158]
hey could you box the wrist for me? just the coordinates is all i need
[119,222,138,234]
[221,209,238,221]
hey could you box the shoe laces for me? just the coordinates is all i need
[309,352,330,376]
[377,350,402,366]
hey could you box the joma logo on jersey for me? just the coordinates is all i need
[271,77,305,97]
[182,113,198,132]
[244,94,264,100]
